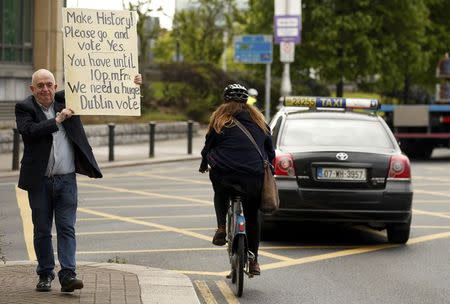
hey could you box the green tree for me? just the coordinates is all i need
[172,0,236,64]
[127,0,161,68]
[152,0,450,108]
[426,0,450,54]
[298,0,379,97]
[373,0,430,103]
[152,29,175,63]
[422,0,450,87]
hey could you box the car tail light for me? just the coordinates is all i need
[388,154,411,179]
[273,153,295,176]
[440,116,450,123]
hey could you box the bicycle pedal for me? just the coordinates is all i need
[248,251,256,261]
[244,271,254,278]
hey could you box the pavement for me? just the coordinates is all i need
[0,131,207,304]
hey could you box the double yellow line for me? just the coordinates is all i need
[195,280,239,304]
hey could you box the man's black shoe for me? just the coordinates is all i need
[36,275,53,292]
[60,276,84,292]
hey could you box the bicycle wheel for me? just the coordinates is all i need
[234,235,245,297]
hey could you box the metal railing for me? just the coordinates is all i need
[11,121,197,170]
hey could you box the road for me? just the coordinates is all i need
[1,155,450,304]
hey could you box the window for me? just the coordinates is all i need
[0,0,33,63]
[281,118,394,149]
[271,116,283,149]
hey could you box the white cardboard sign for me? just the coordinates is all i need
[62,8,140,116]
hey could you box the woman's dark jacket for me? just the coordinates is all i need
[200,111,275,176]
[15,90,102,191]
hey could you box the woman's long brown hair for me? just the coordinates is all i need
[208,102,269,134]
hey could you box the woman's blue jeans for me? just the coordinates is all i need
[27,173,78,280]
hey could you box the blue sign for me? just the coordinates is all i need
[234,35,273,64]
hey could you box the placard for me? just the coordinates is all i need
[62,8,140,116]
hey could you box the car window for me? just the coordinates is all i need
[281,118,394,149]
[271,116,283,148]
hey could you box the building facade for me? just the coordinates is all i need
[0,0,64,124]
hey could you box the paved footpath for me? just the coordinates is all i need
[0,133,206,304]
[0,262,199,304]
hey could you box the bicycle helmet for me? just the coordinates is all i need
[223,83,248,103]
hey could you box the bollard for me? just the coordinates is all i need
[108,123,115,162]
[149,121,155,158]
[187,120,193,155]
[12,128,20,171]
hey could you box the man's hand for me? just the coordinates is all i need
[56,108,74,124]
[134,74,142,85]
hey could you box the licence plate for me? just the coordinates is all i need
[317,167,366,181]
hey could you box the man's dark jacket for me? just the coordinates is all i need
[15,90,102,191]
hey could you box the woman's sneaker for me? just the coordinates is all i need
[212,226,226,246]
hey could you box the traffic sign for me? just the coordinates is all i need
[274,0,302,44]
[234,35,273,64]
[280,41,295,62]
[274,15,301,44]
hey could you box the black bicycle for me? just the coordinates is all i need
[225,190,255,297]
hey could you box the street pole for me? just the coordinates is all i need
[265,63,272,121]
[281,63,292,96]
[275,0,301,97]
[222,31,228,71]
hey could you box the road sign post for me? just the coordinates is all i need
[274,0,302,98]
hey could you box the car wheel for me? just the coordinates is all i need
[387,220,411,244]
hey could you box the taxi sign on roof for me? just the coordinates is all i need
[283,96,379,110]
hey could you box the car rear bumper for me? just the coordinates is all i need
[265,178,413,224]
[264,209,412,224]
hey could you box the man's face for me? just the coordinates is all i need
[30,71,57,108]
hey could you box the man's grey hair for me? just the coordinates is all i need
[31,69,55,86]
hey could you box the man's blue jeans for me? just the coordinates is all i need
[27,173,78,280]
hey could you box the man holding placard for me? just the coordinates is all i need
[14,6,143,293]
[16,69,142,293]
[15,69,103,292]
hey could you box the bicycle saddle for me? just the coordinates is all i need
[222,180,246,196]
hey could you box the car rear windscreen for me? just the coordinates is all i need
[281,118,394,149]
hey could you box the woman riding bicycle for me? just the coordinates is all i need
[199,83,275,275]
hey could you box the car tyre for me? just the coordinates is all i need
[387,219,411,244]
